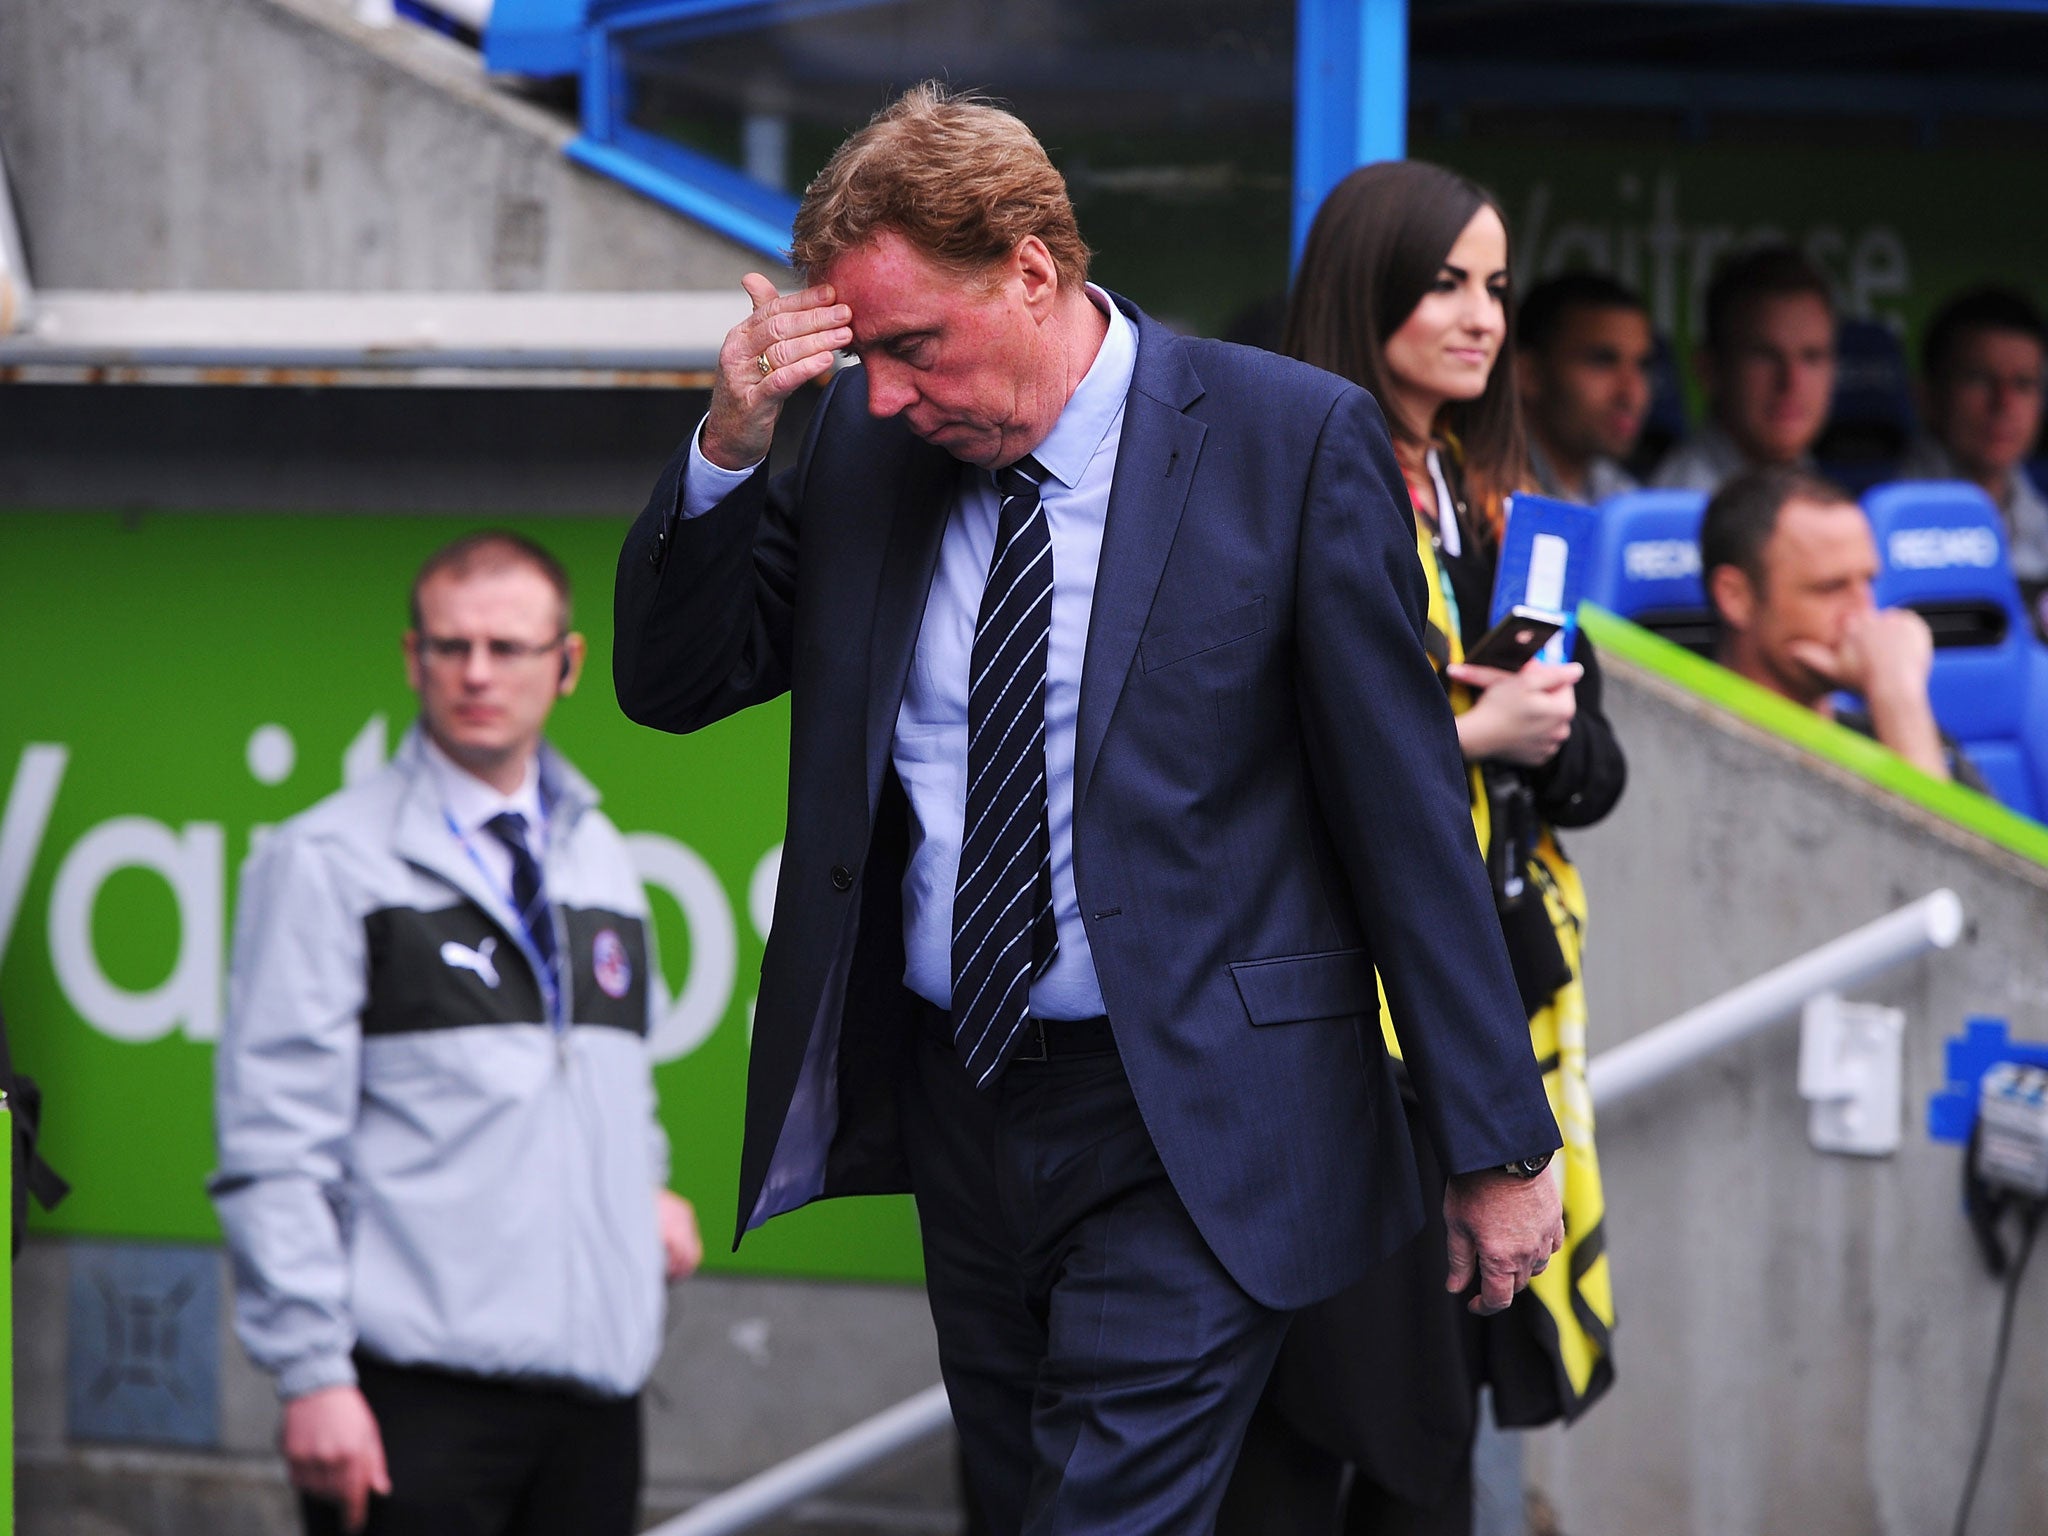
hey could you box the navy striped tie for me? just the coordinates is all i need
[952,456,1060,1087]
[485,811,560,1018]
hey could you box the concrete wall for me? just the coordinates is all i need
[1524,656,2048,1536]
[0,0,774,293]
[16,1239,958,1536]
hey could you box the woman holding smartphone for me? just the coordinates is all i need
[1219,162,1626,1535]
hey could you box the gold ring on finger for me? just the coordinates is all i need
[755,352,774,377]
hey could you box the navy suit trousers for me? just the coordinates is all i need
[900,1017,1290,1535]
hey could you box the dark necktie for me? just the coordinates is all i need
[951,456,1060,1087]
[485,811,560,1017]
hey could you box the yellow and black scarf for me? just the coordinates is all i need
[1378,510,1616,1422]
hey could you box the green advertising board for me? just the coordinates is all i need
[0,511,922,1283]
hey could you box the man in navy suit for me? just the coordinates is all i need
[615,85,1562,1535]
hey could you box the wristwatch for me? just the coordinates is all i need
[1500,1151,1555,1179]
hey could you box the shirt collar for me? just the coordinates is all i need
[1528,437,1635,505]
[1586,455,1639,502]
[1698,416,1814,476]
[1020,285,1136,492]
[420,732,544,839]
[1902,433,2041,518]
[1694,419,1748,474]
[2013,465,2048,522]
[1898,433,1956,481]
[1526,438,1567,500]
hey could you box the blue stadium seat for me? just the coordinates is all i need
[1586,489,1713,654]
[1866,480,2044,816]
[1818,320,1917,494]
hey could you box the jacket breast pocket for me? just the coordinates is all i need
[1139,596,1266,673]
[1228,947,1376,1027]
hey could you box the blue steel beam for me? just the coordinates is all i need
[567,136,798,257]
[1294,0,1408,265]
[483,0,593,75]
[562,0,896,259]
[573,15,798,260]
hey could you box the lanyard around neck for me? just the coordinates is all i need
[1426,448,1462,558]
[442,807,565,1026]
[443,808,536,912]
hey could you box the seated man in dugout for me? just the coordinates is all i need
[1700,464,1989,792]
[1654,245,1837,495]
[1515,270,1657,505]
[1898,286,2048,639]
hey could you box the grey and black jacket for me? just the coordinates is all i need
[211,727,669,1400]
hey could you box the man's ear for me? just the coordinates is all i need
[558,632,588,697]
[1708,564,1756,633]
[403,630,425,697]
[1513,351,1543,413]
[1014,235,1058,313]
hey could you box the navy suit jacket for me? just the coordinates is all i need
[615,297,1558,1312]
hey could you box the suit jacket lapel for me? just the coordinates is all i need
[1074,312,1206,814]
[864,436,959,811]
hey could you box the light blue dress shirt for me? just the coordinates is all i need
[682,288,1135,1021]
[418,734,545,900]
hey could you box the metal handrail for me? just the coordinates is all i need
[645,1383,951,1536]
[654,888,1967,1535]
[1587,888,1963,1110]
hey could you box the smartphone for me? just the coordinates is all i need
[1461,606,1564,671]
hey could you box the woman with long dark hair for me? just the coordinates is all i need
[1219,161,1625,1535]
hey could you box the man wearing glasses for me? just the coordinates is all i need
[212,531,700,1536]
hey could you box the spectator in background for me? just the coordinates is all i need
[1655,245,1838,494]
[1898,286,2048,636]
[1702,466,1986,790]
[211,532,702,1536]
[1515,271,1655,504]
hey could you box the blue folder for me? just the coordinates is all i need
[1489,493,1600,661]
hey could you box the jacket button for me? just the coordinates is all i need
[830,865,854,891]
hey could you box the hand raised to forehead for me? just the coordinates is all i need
[702,273,853,472]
